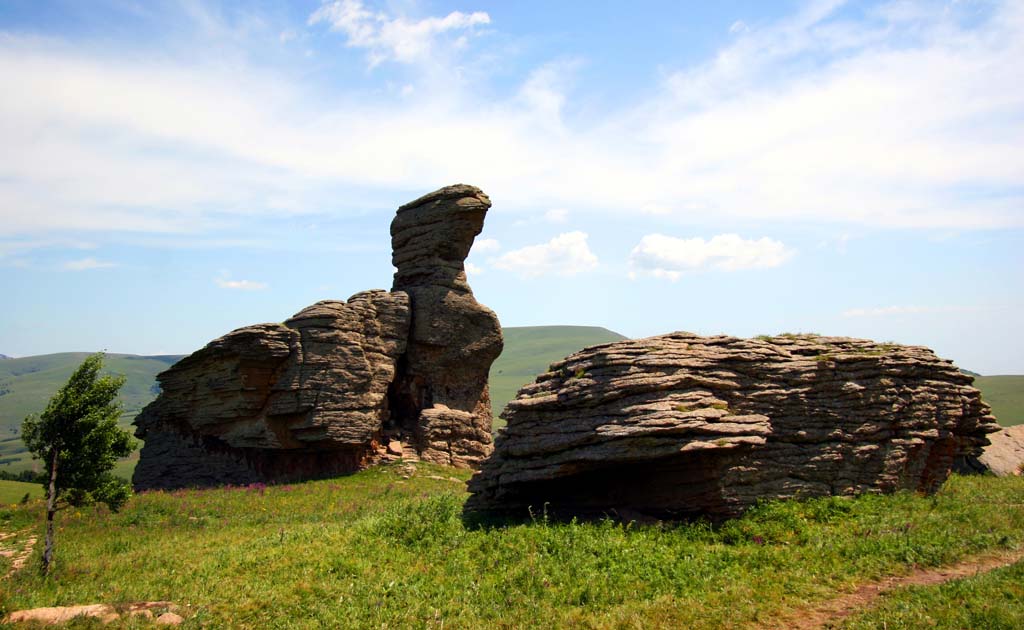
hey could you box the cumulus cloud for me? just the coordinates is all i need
[1,0,1023,242]
[629,233,794,280]
[492,231,599,278]
[62,257,116,271]
[544,208,569,223]
[471,238,500,253]
[308,0,490,67]
[464,261,483,276]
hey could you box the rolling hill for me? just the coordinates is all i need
[0,330,1020,476]
[974,375,1024,427]
[488,326,628,425]
[0,353,183,472]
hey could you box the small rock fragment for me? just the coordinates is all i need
[155,611,185,625]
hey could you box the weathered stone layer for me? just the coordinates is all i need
[467,332,999,519]
[388,184,502,468]
[133,291,410,489]
[134,185,501,490]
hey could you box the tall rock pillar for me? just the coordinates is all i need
[389,184,503,466]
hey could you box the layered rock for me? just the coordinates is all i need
[388,185,502,466]
[467,333,999,519]
[134,185,501,490]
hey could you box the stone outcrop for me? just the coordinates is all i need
[467,333,1000,520]
[959,425,1024,477]
[389,185,503,466]
[134,185,501,490]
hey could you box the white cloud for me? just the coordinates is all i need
[308,0,490,67]
[471,238,500,253]
[465,261,483,276]
[1,1,1022,241]
[62,257,116,271]
[544,208,569,223]
[215,274,268,290]
[492,231,599,278]
[629,233,794,280]
[842,305,976,318]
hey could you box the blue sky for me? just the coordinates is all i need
[1,0,1022,374]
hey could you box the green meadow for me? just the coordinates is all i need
[974,376,1024,427]
[0,479,42,505]
[1,465,1022,628]
[841,559,1024,629]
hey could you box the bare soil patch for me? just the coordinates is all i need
[758,548,1024,630]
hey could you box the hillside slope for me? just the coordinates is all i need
[0,334,1018,475]
[0,353,182,471]
[975,375,1024,427]
[489,326,627,423]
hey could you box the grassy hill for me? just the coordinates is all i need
[974,375,1024,427]
[1,464,1021,627]
[0,479,42,505]
[0,333,1018,478]
[0,353,182,473]
[490,326,627,424]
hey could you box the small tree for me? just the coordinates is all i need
[21,353,136,575]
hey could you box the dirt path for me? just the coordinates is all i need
[0,529,37,578]
[758,548,1024,630]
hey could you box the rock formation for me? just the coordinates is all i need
[958,425,1024,477]
[466,333,999,520]
[388,186,503,467]
[134,185,501,490]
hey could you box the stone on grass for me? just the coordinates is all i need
[467,332,999,520]
[134,185,502,490]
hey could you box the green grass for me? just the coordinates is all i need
[0,479,42,505]
[841,560,1024,629]
[489,326,626,426]
[0,353,181,434]
[0,353,181,476]
[975,375,1024,427]
[1,467,1022,628]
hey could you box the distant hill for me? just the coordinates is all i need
[489,326,628,426]
[0,354,10,360]
[1,333,1018,476]
[0,353,183,472]
[974,376,1024,427]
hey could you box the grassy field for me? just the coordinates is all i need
[0,479,42,505]
[841,560,1024,629]
[489,326,626,424]
[0,353,181,475]
[1,465,1022,628]
[975,375,1024,427]
[0,353,181,433]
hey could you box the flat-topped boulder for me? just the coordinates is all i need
[466,332,1000,520]
[134,185,502,490]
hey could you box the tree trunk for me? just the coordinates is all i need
[41,449,58,575]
